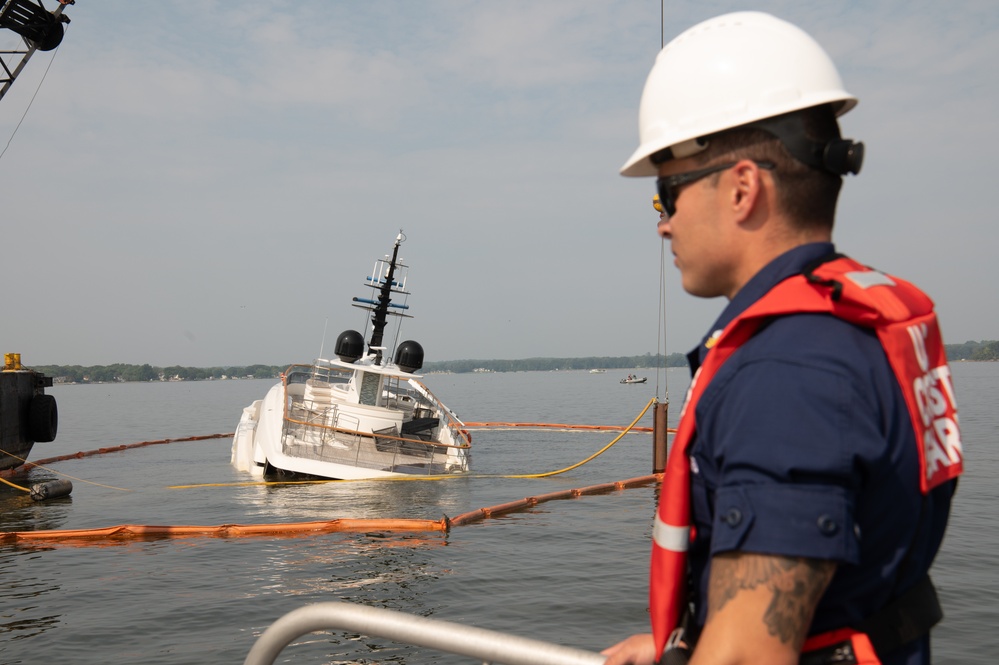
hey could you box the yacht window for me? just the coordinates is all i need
[359,371,381,406]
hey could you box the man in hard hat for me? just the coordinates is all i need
[603,12,960,665]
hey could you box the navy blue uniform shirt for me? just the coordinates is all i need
[685,243,954,665]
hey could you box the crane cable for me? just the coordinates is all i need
[655,0,670,406]
[1,448,134,491]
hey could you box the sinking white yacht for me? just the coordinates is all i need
[230,232,471,480]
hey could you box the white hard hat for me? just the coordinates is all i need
[621,11,857,177]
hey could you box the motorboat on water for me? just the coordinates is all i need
[230,232,471,480]
[620,375,647,384]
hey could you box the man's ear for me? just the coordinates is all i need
[729,160,765,223]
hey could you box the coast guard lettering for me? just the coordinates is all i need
[904,321,962,490]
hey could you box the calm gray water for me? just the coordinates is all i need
[1,364,995,664]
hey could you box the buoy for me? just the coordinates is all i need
[30,479,73,501]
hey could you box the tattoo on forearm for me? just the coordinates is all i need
[707,553,835,648]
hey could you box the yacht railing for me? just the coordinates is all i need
[305,362,350,387]
[277,363,471,474]
[407,378,472,449]
[244,602,605,665]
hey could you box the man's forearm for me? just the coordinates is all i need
[689,552,836,665]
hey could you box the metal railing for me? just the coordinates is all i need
[279,363,471,474]
[244,602,606,665]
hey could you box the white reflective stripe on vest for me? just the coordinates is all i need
[653,514,689,553]
[845,270,895,289]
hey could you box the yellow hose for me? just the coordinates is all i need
[0,475,30,492]
[502,396,657,479]
[171,397,660,488]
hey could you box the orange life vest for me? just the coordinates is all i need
[650,255,963,659]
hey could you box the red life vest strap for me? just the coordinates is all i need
[801,573,942,664]
[800,631,880,665]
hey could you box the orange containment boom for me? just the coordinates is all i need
[0,517,449,545]
[2,433,234,477]
[0,475,663,546]
[448,474,660,526]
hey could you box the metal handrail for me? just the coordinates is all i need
[244,602,606,665]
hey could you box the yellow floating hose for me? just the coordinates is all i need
[171,397,660,489]
[502,396,657,479]
[0,475,30,492]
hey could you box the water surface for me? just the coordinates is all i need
[1,365,994,663]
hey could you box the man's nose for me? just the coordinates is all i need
[658,215,671,239]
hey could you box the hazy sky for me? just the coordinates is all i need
[2,1,995,367]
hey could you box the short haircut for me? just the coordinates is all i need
[693,105,844,230]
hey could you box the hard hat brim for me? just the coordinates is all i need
[620,11,858,178]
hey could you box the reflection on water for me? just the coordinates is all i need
[240,475,472,522]
[0,609,62,643]
[0,546,63,642]
[0,490,73,533]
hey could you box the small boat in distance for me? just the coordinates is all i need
[620,374,647,384]
[230,232,471,480]
[589,369,606,374]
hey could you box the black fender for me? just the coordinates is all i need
[29,393,58,442]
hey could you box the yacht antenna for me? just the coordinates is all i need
[317,317,329,360]
[364,230,405,364]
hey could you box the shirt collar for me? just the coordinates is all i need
[690,242,836,370]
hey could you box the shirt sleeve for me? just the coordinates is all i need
[692,327,889,564]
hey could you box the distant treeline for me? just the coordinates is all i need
[34,354,687,384]
[32,342,998,384]
[423,352,690,374]
[35,363,286,384]
[944,339,999,361]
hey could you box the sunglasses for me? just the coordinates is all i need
[656,160,775,218]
